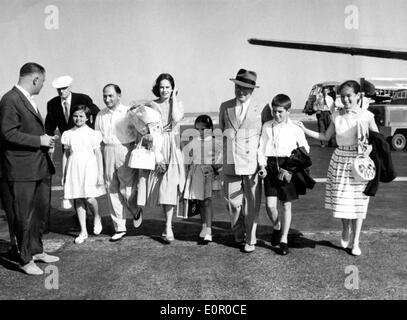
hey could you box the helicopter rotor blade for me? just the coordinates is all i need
[248,38,407,61]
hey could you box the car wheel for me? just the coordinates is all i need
[391,133,407,151]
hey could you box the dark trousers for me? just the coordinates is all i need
[316,111,332,146]
[0,179,17,246]
[6,177,51,265]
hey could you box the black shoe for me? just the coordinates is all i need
[279,242,289,255]
[271,230,281,246]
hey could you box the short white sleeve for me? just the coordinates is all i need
[91,130,103,149]
[61,130,70,147]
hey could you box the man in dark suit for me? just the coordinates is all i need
[45,75,100,138]
[0,62,59,275]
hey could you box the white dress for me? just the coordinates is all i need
[182,136,223,200]
[61,125,106,199]
[325,109,374,219]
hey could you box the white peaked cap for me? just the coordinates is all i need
[52,75,73,89]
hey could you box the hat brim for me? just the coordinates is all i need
[230,79,259,88]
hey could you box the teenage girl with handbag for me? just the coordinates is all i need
[296,80,379,256]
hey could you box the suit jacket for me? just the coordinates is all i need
[45,92,100,136]
[0,86,55,181]
[363,130,397,196]
[219,98,263,175]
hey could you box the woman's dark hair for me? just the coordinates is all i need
[271,94,291,110]
[194,114,213,130]
[71,104,91,118]
[152,73,175,97]
[339,80,361,94]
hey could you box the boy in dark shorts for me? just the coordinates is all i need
[258,94,310,255]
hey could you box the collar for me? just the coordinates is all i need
[15,84,33,100]
[107,103,127,113]
[237,98,251,109]
[271,117,291,127]
[340,107,360,115]
[62,92,72,104]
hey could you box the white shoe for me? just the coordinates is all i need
[341,227,351,248]
[132,208,143,229]
[162,230,174,242]
[199,225,207,238]
[93,219,102,235]
[203,234,212,242]
[110,232,126,242]
[19,260,43,276]
[244,244,255,253]
[351,245,361,256]
[33,252,60,263]
[340,239,350,249]
[74,234,88,244]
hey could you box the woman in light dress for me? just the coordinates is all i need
[147,73,185,242]
[297,80,379,256]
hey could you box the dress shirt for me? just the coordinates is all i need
[61,93,72,118]
[235,98,250,124]
[257,118,310,166]
[95,103,138,145]
[15,84,38,113]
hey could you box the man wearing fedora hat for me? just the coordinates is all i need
[219,68,263,253]
[45,75,100,140]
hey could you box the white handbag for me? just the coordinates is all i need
[128,138,156,170]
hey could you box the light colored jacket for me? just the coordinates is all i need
[219,98,263,175]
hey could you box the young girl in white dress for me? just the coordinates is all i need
[61,105,106,244]
[182,115,222,242]
[297,80,379,256]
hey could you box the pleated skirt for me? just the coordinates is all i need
[325,146,369,219]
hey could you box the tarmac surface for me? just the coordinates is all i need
[1,120,407,300]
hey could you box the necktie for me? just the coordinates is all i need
[236,104,243,123]
[63,100,69,122]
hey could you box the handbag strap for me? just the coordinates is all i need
[357,120,369,156]
[136,136,144,149]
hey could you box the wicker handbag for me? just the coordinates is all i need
[352,121,376,182]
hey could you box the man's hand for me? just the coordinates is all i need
[201,165,214,178]
[40,134,59,148]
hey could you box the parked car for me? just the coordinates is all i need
[303,81,339,115]
[368,88,407,150]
